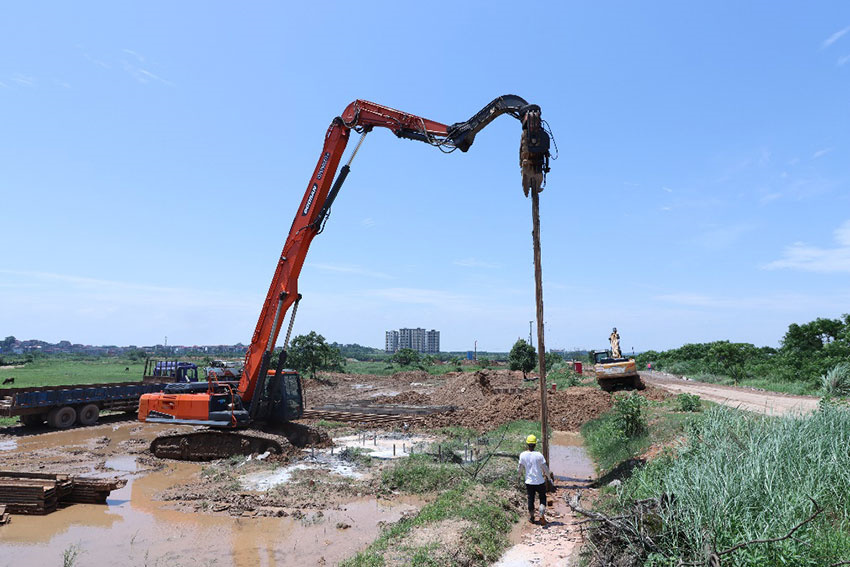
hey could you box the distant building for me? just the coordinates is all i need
[385,330,399,353]
[385,328,439,354]
[426,330,440,354]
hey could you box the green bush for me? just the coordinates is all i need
[613,393,646,437]
[821,362,850,397]
[676,393,701,412]
[382,454,458,493]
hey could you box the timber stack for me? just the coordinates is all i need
[0,471,125,515]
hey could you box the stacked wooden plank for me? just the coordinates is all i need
[0,472,70,514]
[0,471,125,515]
[302,409,425,426]
[69,477,126,504]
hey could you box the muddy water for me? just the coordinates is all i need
[0,423,420,566]
[549,430,595,485]
[1,461,417,566]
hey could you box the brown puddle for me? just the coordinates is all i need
[549,430,595,486]
[0,425,420,566]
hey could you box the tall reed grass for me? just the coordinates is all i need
[623,404,850,565]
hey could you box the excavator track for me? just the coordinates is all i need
[150,430,292,461]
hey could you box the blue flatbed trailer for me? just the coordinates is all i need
[0,380,173,429]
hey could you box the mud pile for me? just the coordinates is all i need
[424,386,612,432]
[635,384,672,402]
[371,391,432,405]
[429,371,495,407]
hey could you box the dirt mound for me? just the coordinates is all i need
[391,370,432,383]
[425,386,612,432]
[371,391,433,405]
[429,370,497,408]
[636,384,672,402]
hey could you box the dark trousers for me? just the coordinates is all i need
[525,482,546,515]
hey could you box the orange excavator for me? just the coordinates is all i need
[138,95,551,460]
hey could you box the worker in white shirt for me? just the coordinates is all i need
[518,434,552,524]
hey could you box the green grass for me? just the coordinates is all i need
[0,359,147,389]
[581,398,698,474]
[343,419,542,566]
[613,404,850,565]
[341,482,518,567]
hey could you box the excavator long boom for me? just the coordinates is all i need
[237,95,548,404]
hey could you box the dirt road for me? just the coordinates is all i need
[640,371,820,416]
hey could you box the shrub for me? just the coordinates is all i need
[613,393,646,437]
[820,362,850,397]
[676,393,701,412]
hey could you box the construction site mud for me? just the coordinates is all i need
[0,368,666,565]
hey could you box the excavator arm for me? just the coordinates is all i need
[238,95,550,404]
[138,95,550,439]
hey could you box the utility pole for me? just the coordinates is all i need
[528,321,533,345]
[530,186,549,465]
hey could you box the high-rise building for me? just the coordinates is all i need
[426,330,440,354]
[385,330,399,353]
[385,328,440,353]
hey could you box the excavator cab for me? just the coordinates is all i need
[250,370,303,423]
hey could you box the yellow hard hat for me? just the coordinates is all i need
[526,434,537,444]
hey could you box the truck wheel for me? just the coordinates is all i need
[48,406,77,429]
[78,404,100,426]
[19,414,44,427]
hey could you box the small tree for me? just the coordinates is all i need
[544,350,563,370]
[708,341,749,384]
[509,339,537,379]
[287,331,344,378]
[391,348,420,367]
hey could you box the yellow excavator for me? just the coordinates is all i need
[592,327,644,392]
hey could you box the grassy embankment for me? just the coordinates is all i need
[341,420,539,567]
[582,396,850,565]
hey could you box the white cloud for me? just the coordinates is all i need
[759,192,782,204]
[122,49,145,63]
[453,257,501,268]
[838,54,850,67]
[822,25,850,49]
[662,186,673,193]
[361,217,375,228]
[763,219,850,273]
[812,147,833,159]
[11,74,35,87]
[0,270,260,344]
[660,206,672,212]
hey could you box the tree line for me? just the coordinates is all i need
[636,314,850,385]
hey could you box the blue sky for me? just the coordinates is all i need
[1,2,849,352]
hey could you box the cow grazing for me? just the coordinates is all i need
[124,367,130,372]
[2,377,14,385]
